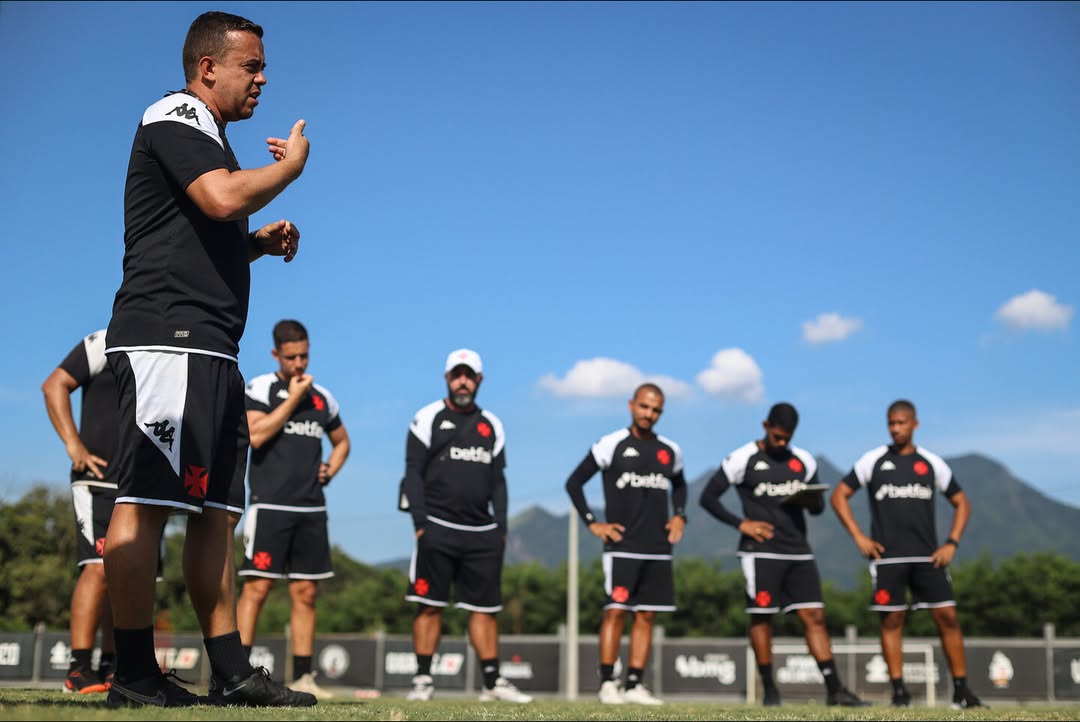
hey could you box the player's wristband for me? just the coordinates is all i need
[945,537,959,547]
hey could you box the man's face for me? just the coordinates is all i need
[888,409,918,448]
[212,30,266,122]
[273,340,309,379]
[629,389,664,434]
[445,365,481,408]
[762,422,793,456]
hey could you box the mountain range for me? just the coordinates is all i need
[382,453,1080,590]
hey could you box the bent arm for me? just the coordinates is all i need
[42,367,103,477]
[698,469,742,528]
[323,424,351,483]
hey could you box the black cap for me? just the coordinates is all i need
[766,402,799,432]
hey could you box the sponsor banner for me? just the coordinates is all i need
[382,637,468,691]
[248,639,287,683]
[966,646,1046,699]
[576,639,643,693]
[1053,648,1080,700]
[36,631,204,681]
[854,648,947,701]
[315,637,377,687]
[497,640,560,692]
[662,641,744,695]
[0,633,34,680]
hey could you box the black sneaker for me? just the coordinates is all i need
[891,687,912,707]
[952,687,987,709]
[97,662,116,690]
[762,686,781,706]
[64,668,108,694]
[207,667,317,707]
[107,670,201,707]
[827,687,871,707]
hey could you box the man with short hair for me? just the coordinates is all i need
[700,402,867,708]
[831,399,985,709]
[400,349,532,704]
[103,10,314,707]
[237,320,350,700]
[565,383,687,706]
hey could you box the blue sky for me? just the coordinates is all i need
[2,1,1077,564]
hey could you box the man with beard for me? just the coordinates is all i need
[831,399,984,709]
[699,402,866,708]
[399,349,532,704]
[565,383,687,706]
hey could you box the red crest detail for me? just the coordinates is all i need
[477,422,492,438]
[415,578,430,596]
[611,586,630,604]
[754,590,772,607]
[874,589,892,605]
[788,458,804,473]
[184,465,208,499]
[95,537,106,556]
[657,449,671,465]
[913,460,929,476]
[312,395,325,411]
[253,551,272,570]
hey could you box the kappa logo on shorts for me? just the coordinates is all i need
[183,465,208,499]
[253,551,272,570]
[144,420,176,452]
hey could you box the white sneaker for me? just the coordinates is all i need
[288,671,334,700]
[478,677,533,703]
[598,679,625,704]
[406,674,434,701]
[623,684,664,705]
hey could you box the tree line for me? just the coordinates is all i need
[4,485,1079,639]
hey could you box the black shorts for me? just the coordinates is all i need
[72,480,165,576]
[108,351,247,514]
[72,481,118,566]
[602,552,675,612]
[406,519,504,612]
[739,553,824,615]
[239,505,333,580]
[869,558,956,611]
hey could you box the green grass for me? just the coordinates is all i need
[1,689,1079,721]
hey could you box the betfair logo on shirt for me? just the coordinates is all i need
[449,446,492,464]
[874,483,933,501]
[752,479,806,497]
[283,420,324,439]
[615,472,670,490]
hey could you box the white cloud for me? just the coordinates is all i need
[695,348,764,403]
[537,357,693,399]
[803,312,863,344]
[995,289,1073,331]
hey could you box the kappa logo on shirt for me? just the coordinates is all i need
[166,102,200,124]
[880,460,896,471]
[622,447,640,457]
[276,389,290,400]
[439,420,457,430]
[754,460,770,471]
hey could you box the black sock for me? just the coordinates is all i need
[98,651,116,672]
[204,631,255,682]
[481,658,499,689]
[953,676,968,693]
[242,644,252,659]
[68,648,93,674]
[114,627,159,684]
[599,663,615,682]
[892,677,907,696]
[818,658,841,694]
[625,667,644,690]
[758,662,775,690]
[293,655,312,679]
[416,654,433,676]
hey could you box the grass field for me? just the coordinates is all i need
[1,689,1079,722]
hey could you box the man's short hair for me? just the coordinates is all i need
[272,319,308,348]
[183,11,263,82]
[766,402,799,432]
[888,399,917,417]
[633,382,664,401]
